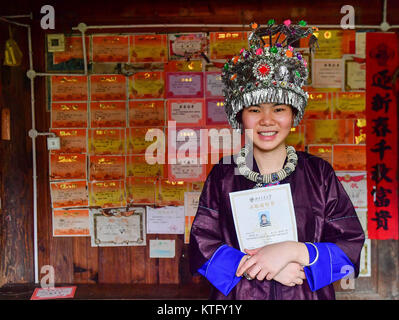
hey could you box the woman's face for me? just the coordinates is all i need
[241,103,294,153]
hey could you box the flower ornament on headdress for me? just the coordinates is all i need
[222,20,319,129]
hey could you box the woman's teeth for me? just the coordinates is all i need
[259,131,277,136]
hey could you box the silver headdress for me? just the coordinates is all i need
[221,20,319,129]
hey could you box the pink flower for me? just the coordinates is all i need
[255,48,263,55]
[284,19,291,26]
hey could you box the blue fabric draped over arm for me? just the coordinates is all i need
[198,244,245,296]
[304,242,355,292]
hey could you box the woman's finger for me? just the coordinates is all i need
[294,278,304,285]
[236,255,257,276]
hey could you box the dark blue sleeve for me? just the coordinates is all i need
[304,242,355,292]
[197,244,245,296]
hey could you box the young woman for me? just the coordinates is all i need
[189,21,365,300]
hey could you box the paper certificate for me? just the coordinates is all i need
[126,177,156,204]
[51,103,88,128]
[229,184,298,251]
[303,92,330,120]
[336,171,367,208]
[53,209,90,236]
[312,59,343,88]
[92,35,129,62]
[167,99,205,126]
[89,180,126,208]
[31,286,77,300]
[51,76,88,101]
[129,100,165,127]
[50,129,87,154]
[205,72,224,97]
[90,207,146,246]
[88,129,125,155]
[49,153,86,181]
[166,72,204,98]
[130,34,167,63]
[334,92,365,119]
[168,33,208,60]
[333,145,366,171]
[89,155,125,181]
[50,180,88,208]
[90,75,126,101]
[129,71,165,99]
[149,239,175,258]
[146,206,185,234]
[90,101,126,128]
[206,98,229,125]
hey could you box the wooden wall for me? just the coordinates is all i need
[1,0,399,298]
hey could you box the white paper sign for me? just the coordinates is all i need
[149,239,175,258]
[336,171,367,208]
[184,191,201,216]
[312,59,343,88]
[146,206,185,234]
[229,183,298,251]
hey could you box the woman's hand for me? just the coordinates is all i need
[236,241,309,281]
[273,262,306,286]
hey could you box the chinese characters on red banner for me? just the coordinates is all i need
[366,33,399,239]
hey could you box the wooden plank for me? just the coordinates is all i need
[98,247,131,283]
[159,234,180,284]
[72,237,89,283]
[86,239,99,284]
[130,246,146,284]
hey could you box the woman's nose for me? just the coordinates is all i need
[259,110,275,125]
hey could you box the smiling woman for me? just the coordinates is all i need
[189,20,365,300]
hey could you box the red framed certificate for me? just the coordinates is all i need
[92,35,129,62]
[205,72,224,97]
[90,75,126,101]
[206,98,229,125]
[49,153,87,181]
[90,101,126,128]
[50,129,87,154]
[51,103,88,128]
[51,76,88,101]
[128,100,165,127]
[50,180,88,208]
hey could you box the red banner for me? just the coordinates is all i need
[366,33,399,239]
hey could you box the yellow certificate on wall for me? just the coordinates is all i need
[156,180,187,206]
[303,92,331,119]
[89,180,126,208]
[88,129,125,155]
[129,71,165,99]
[126,155,165,178]
[126,177,156,204]
[209,32,248,60]
[130,34,168,62]
[334,92,365,119]
[229,183,298,251]
[127,127,165,155]
[89,155,125,181]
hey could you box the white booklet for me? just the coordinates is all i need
[229,183,298,251]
